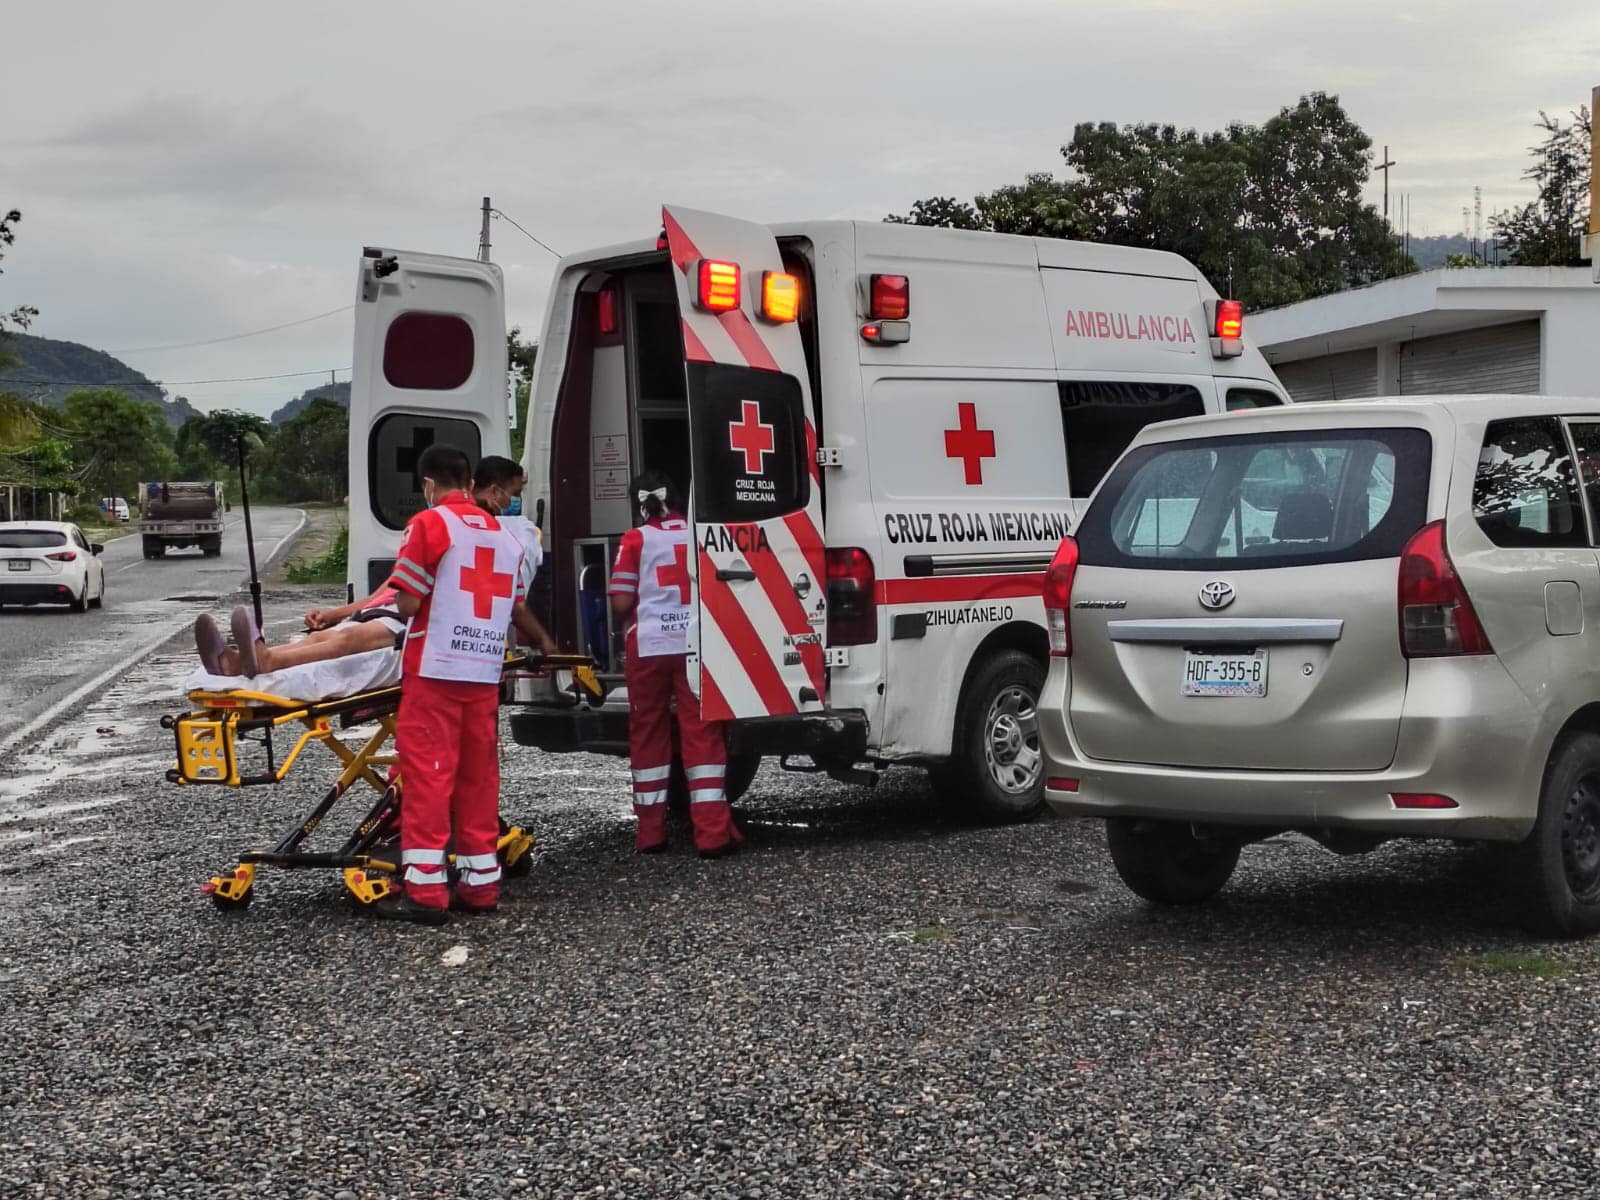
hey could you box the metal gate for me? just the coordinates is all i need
[1399,320,1541,394]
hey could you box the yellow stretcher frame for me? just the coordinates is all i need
[161,650,599,910]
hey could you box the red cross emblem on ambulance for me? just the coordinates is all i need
[944,402,996,486]
[728,400,775,475]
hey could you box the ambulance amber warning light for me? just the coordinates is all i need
[697,260,741,313]
[1214,299,1244,340]
[761,271,800,322]
[870,274,909,320]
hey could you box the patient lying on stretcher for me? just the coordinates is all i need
[193,590,405,679]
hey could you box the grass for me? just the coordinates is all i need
[1464,952,1570,979]
[892,924,953,944]
[285,525,348,585]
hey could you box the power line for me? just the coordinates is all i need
[491,209,562,258]
[110,305,355,355]
[10,367,349,387]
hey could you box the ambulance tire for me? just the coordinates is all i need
[936,650,1047,824]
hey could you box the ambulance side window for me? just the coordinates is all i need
[688,362,808,524]
[368,414,483,530]
[1058,381,1205,498]
[1227,387,1285,412]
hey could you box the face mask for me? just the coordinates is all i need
[505,497,522,517]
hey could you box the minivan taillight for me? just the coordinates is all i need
[1398,521,1491,658]
[826,548,877,646]
[1042,536,1079,657]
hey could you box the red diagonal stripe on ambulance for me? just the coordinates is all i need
[697,552,798,715]
[662,209,699,276]
[737,527,825,700]
[680,319,714,364]
[700,663,734,723]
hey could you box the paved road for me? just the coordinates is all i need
[0,505,303,753]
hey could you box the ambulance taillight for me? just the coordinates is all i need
[1207,299,1244,359]
[869,275,909,320]
[826,548,877,647]
[696,260,741,313]
[1042,536,1079,657]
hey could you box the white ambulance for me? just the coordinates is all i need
[346,208,1288,820]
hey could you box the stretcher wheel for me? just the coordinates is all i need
[505,848,534,878]
[210,889,252,911]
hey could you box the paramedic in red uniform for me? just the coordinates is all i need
[379,442,528,924]
[608,470,741,857]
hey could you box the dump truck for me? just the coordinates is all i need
[139,481,225,558]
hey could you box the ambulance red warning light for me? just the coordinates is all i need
[728,400,775,474]
[944,401,996,486]
[696,260,741,313]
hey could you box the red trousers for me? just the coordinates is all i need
[625,650,739,853]
[396,675,502,909]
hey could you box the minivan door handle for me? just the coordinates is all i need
[716,568,757,582]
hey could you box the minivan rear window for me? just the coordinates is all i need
[0,530,66,549]
[1076,427,1432,571]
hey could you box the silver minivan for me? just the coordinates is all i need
[1039,396,1600,936]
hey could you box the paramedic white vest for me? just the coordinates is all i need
[635,517,693,658]
[418,506,524,683]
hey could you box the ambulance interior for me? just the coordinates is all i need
[541,248,817,677]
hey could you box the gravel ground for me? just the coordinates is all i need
[4,589,1600,1197]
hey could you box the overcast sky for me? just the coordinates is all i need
[3,0,1596,417]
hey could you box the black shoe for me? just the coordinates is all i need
[374,894,449,926]
[637,841,668,855]
[698,840,740,860]
[449,896,498,915]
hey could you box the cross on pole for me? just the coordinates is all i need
[1375,145,1397,225]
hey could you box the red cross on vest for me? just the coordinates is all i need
[655,540,691,604]
[944,402,996,486]
[728,400,775,475]
[458,545,515,619]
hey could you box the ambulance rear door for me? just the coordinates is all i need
[346,247,509,595]
[661,205,828,720]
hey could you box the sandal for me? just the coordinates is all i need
[230,606,262,677]
[194,614,226,674]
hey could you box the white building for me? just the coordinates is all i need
[1252,266,1600,402]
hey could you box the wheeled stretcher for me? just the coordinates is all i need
[163,651,601,910]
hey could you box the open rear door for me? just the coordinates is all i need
[346,247,508,595]
[662,205,827,720]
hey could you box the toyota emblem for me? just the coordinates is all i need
[1198,581,1235,610]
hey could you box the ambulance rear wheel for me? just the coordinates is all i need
[936,650,1046,824]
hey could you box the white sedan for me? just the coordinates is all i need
[0,521,107,611]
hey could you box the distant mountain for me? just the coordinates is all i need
[0,331,194,427]
[271,380,349,425]
[1405,234,1508,271]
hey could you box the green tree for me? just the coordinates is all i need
[0,391,39,447]
[1493,107,1593,267]
[0,208,40,370]
[508,325,538,439]
[61,387,174,500]
[887,93,1409,310]
[0,434,78,495]
[256,397,347,502]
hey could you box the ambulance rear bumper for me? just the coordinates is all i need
[507,705,869,761]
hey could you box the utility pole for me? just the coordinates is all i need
[478,196,493,263]
[1375,145,1397,225]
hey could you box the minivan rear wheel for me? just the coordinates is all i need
[1106,818,1240,905]
[1515,732,1600,937]
[932,650,1046,824]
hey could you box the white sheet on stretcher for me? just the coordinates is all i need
[183,646,401,702]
